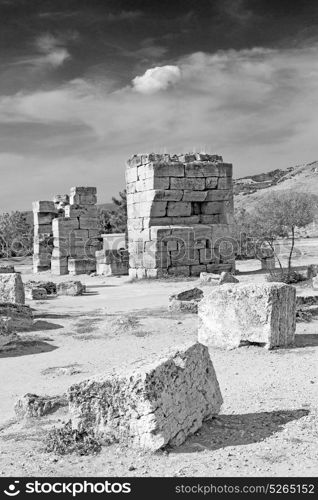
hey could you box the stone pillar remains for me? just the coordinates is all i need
[32,201,57,273]
[95,233,129,276]
[198,283,296,349]
[125,153,235,278]
[33,187,100,276]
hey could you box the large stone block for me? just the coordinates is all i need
[68,342,223,451]
[167,202,192,217]
[57,281,86,296]
[170,178,205,190]
[0,273,25,304]
[0,303,33,331]
[32,201,57,213]
[198,283,296,349]
[33,213,55,226]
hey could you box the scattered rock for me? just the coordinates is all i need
[0,273,25,304]
[68,342,223,451]
[198,283,296,349]
[25,287,47,300]
[15,393,68,419]
[0,303,33,331]
[307,264,318,279]
[218,271,239,285]
[0,265,15,274]
[200,272,220,284]
[56,281,86,296]
[169,288,204,313]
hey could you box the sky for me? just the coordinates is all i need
[1,0,318,210]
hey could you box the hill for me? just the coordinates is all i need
[234,160,318,236]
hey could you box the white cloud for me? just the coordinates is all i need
[132,65,181,94]
[1,43,318,211]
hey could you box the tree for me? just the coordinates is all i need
[0,211,33,258]
[99,190,127,234]
[235,191,317,281]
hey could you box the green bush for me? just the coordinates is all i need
[266,269,307,284]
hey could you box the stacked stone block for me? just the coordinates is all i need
[51,187,100,275]
[32,201,57,273]
[95,233,129,276]
[33,187,100,276]
[126,153,235,278]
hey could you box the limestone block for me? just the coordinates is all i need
[52,247,68,259]
[15,393,67,419]
[65,205,98,218]
[205,177,219,189]
[79,217,99,230]
[147,217,172,226]
[198,283,296,349]
[53,194,69,205]
[25,287,47,300]
[69,193,97,206]
[68,258,96,275]
[167,266,190,277]
[51,257,69,276]
[217,163,233,177]
[184,162,222,177]
[32,201,57,213]
[166,201,191,217]
[153,162,184,177]
[205,190,231,202]
[150,202,167,217]
[70,186,97,195]
[152,190,183,202]
[0,273,25,304]
[25,280,56,295]
[182,190,208,202]
[52,218,79,237]
[0,303,33,331]
[68,342,223,451]
[170,178,205,190]
[169,288,203,313]
[200,272,220,284]
[57,281,86,296]
[125,166,138,184]
[33,213,55,225]
[200,214,220,224]
[34,224,54,234]
[170,216,200,225]
[190,264,207,276]
[0,265,15,274]
[201,202,224,215]
[217,177,232,189]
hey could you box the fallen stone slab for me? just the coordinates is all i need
[25,280,57,296]
[198,283,296,350]
[68,342,223,451]
[0,303,33,331]
[0,265,15,274]
[0,273,25,304]
[56,281,86,296]
[200,272,220,284]
[169,287,204,313]
[15,393,68,419]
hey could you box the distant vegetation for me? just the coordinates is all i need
[0,211,33,258]
[235,190,317,283]
[99,190,127,234]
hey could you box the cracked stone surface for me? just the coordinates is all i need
[198,283,296,349]
[0,273,25,304]
[68,342,223,451]
[15,393,68,419]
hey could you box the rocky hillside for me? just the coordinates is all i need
[234,160,318,236]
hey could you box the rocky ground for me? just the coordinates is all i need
[0,252,317,477]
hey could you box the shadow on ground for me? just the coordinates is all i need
[294,334,318,347]
[0,339,58,358]
[173,409,309,453]
[30,320,64,331]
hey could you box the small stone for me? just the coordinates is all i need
[218,272,239,285]
[56,281,86,296]
[15,393,68,419]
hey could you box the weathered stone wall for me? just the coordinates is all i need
[68,342,223,451]
[126,153,235,278]
[33,187,101,275]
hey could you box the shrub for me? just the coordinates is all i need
[266,269,307,284]
[45,421,102,456]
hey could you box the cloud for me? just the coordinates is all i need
[1,43,318,211]
[106,10,143,22]
[132,65,181,94]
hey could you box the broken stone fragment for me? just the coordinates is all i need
[25,287,47,300]
[169,287,204,313]
[0,303,33,331]
[198,283,296,349]
[15,393,68,419]
[56,281,86,296]
[68,342,223,451]
[0,273,25,304]
[0,265,15,274]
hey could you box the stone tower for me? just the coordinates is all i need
[125,153,235,278]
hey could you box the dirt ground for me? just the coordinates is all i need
[0,252,317,477]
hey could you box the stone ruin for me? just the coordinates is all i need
[33,187,101,275]
[68,342,223,451]
[126,153,235,278]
